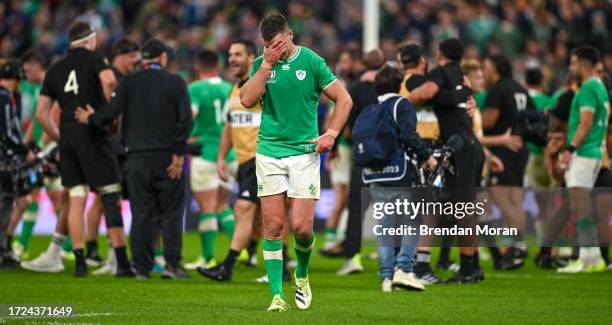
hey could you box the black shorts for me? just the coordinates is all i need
[237,158,258,203]
[446,136,484,201]
[59,132,120,190]
[489,147,528,187]
[594,168,612,188]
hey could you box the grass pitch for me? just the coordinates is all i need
[1,233,611,324]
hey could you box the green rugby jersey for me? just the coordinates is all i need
[527,89,554,154]
[188,76,236,162]
[567,77,610,159]
[474,90,487,112]
[19,80,43,145]
[249,46,337,158]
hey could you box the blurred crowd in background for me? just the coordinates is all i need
[1,0,611,89]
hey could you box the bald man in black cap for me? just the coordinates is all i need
[75,39,193,279]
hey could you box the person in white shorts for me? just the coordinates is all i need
[557,46,609,273]
[185,49,238,270]
[240,14,352,312]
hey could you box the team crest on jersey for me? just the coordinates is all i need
[296,70,306,80]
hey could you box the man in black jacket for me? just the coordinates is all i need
[75,39,193,279]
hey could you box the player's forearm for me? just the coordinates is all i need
[327,93,352,134]
[35,98,60,142]
[478,134,505,147]
[38,117,59,142]
[240,64,270,108]
[408,82,438,106]
[217,123,233,161]
[23,124,33,144]
[89,105,121,126]
[569,120,592,148]
[482,146,493,160]
[103,84,114,102]
[100,70,118,102]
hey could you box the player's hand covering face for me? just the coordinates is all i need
[263,36,286,67]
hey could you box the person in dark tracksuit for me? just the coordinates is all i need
[0,59,36,268]
[74,39,193,279]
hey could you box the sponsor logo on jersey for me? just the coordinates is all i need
[230,111,261,127]
[282,64,290,70]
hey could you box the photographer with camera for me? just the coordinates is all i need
[353,65,436,292]
[0,59,36,268]
[408,39,485,283]
[8,51,70,262]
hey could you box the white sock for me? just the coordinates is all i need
[48,232,66,258]
[579,247,590,262]
[107,245,116,265]
[588,247,602,263]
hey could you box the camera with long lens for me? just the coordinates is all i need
[9,143,60,197]
[38,143,61,178]
[414,135,464,201]
[10,157,43,197]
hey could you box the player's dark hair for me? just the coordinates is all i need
[397,42,426,68]
[259,14,288,42]
[571,45,600,66]
[68,21,94,43]
[439,38,464,62]
[231,39,258,57]
[374,65,403,95]
[197,49,219,70]
[21,50,47,69]
[113,38,140,58]
[487,54,512,79]
[525,68,544,87]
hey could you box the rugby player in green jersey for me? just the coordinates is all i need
[240,14,352,312]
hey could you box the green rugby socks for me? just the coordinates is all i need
[295,234,315,279]
[199,213,218,262]
[263,239,284,298]
[18,202,39,250]
[218,208,235,240]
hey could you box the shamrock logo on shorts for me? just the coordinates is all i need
[309,183,317,196]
